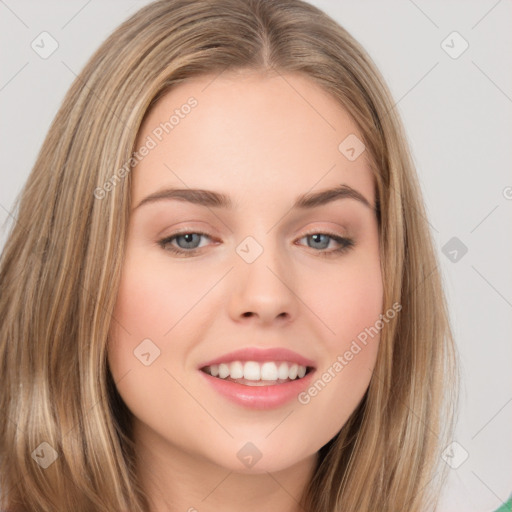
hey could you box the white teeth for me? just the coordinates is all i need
[218,363,230,379]
[277,362,289,380]
[229,361,244,379]
[260,362,278,380]
[204,360,309,381]
[243,361,260,380]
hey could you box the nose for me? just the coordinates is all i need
[227,237,298,326]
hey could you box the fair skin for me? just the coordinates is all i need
[107,70,383,512]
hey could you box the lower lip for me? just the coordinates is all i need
[199,369,316,410]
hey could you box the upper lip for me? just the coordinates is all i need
[198,347,316,370]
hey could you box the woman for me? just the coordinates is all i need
[0,0,460,510]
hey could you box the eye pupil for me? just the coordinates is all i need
[309,233,329,250]
[177,233,200,249]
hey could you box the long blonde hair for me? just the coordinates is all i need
[0,0,458,510]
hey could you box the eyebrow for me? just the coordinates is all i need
[134,184,375,212]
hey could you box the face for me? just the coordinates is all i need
[107,70,383,475]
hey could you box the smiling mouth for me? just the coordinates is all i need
[200,360,315,386]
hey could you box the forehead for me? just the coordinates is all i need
[132,70,375,209]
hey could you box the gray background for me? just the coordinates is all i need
[1,1,511,510]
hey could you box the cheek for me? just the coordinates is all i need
[106,252,208,438]
[107,252,184,385]
[296,255,383,433]
[110,249,216,343]
[107,248,225,395]
[305,254,383,354]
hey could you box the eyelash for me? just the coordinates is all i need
[157,229,355,258]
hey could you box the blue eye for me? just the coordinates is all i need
[157,231,355,257]
[170,233,204,250]
[297,232,355,257]
[158,232,211,255]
